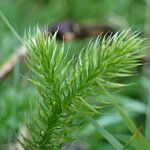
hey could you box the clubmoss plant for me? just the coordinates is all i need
[23,29,145,149]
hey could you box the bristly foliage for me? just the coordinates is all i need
[23,29,145,149]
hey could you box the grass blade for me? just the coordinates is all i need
[88,117,124,150]
[99,85,150,150]
[141,77,150,141]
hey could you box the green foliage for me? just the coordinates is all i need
[88,117,124,150]
[0,87,30,144]
[100,87,150,150]
[141,75,150,141]
[23,29,145,149]
[0,0,146,63]
[0,1,149,149]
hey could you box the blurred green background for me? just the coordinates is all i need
[0,0,150,149]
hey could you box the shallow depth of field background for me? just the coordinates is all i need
[0,0,150,150]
